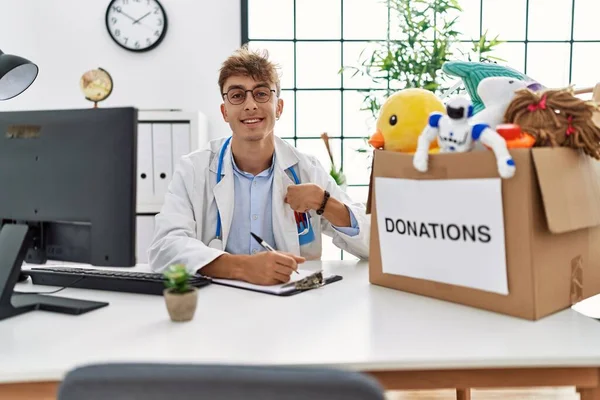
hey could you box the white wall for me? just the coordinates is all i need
[0,0,240,140]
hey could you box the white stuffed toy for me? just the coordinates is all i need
[413,96,516,179]
[470,76,530,129]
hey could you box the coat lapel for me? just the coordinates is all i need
[272,137,301,255]
[211,141,234,249]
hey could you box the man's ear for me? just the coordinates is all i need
[276,98,284,120]
[220,103,229,122]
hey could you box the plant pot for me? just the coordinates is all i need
[163,287,198,322]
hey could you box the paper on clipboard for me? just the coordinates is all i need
[211,269,331,295]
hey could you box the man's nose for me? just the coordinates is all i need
[244,94,258,110]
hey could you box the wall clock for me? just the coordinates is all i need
[105,0,168,52]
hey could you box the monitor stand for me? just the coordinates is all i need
[0,223,108,321]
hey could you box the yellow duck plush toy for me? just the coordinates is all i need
[369,88,446,153]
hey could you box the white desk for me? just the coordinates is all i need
[3,260,600,400]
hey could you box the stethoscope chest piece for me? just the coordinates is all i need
[208,238,223,251]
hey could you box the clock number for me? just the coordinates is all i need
[122,0,129,4]
[133,0,141,2]
[114,29,121,37]
[154,30,160,37]
[146,38,151,45]
[135,41,140,49]
[112,6,121,12]
[111,17,117,24]
[123,37,128,45]
[154,6,159,14]
[157,19,162,26]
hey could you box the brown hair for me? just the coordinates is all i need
[218,45,281,97]
[504,87,600,159]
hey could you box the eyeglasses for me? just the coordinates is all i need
[222,87,276,105]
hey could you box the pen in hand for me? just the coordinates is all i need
[251,232,300,274]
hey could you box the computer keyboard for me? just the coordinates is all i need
[24,266,212,296]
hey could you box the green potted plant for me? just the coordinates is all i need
[163,264,198,322]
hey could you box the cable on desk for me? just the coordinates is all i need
[13,276,86,295]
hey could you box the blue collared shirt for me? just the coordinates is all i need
[225,154,360,255]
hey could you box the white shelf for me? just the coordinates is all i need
[134,110,208,263]
[135,110,208,214]
[137,203,164,214]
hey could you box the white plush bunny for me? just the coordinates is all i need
[470,76,530,129]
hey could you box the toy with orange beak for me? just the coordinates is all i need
[368,88,446,153]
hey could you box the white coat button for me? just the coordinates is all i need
[252,249,258,254]
[253,214,258,220]
[253,181,257,186]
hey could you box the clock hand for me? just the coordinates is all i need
[135,21,156,32]
[117,9,138,22]
[132,12,151,24]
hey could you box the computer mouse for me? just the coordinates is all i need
[17,271,30,283]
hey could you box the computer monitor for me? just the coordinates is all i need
[0,107,137,320]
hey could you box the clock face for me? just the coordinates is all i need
[105,0,167,52]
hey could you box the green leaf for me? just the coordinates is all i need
[329,166,347,186]
[163,264,190,294]
[347,0,503,114]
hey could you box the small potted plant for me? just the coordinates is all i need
[163,264,198,322]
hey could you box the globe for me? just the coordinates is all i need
[80,68,113,107]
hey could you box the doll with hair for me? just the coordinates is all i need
[504,87,600,159]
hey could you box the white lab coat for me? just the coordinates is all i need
[148,135,371,274]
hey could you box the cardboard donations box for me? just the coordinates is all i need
[366,147,600,320]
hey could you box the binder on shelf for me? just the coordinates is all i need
[136,123,154,205]
[171,123,191,171]
[151,123,173,202]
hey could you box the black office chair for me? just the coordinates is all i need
[57,363,385,400]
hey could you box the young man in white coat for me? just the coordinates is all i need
[148,46,370,285]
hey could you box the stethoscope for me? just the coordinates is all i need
[208,136,315,251]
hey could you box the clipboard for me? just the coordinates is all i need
[210,270,343,296]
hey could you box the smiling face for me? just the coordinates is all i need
[220,75,284,142]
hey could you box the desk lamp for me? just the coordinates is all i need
[0,49,38,101]
[0,49,41,322]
